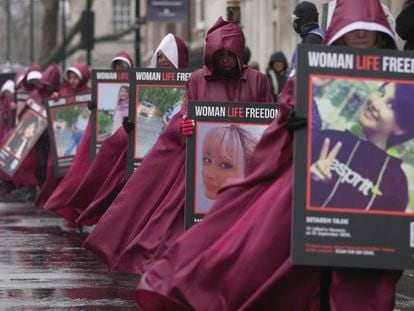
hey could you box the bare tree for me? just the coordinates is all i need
[39,0,59,65]
[39,0,136,67]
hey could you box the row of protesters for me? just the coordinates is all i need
[43,36,186,227]
[0,66,42,199]
[0,62,91,203]
[35,64,91,208]
[82,17,273,277]
[132,1,407,310]
[1,0,410,308]
[68,34,189,227]
[42,52,134,227]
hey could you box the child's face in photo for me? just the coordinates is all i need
[67,71,81,89]
[202,143,242,200]
[359,83,402,139]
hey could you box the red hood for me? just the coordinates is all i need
[204,17,245,78]
[14,69,27,89]
[149,33,189,69]
[324,0,396,48]
[111,52,134,69]
[65,63,90,87]
[23,63,42,87]
[40,63,61,92]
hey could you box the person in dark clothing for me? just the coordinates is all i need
[293,1,324,43]
[266,51,288,100]
[290,1,325,71]
[396,0,414,50]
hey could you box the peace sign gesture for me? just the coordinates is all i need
[310,138,342,182]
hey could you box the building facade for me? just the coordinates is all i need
[67,0,405,71]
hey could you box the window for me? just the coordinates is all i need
[112,0,130,32]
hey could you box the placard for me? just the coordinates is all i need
[185,100,279,229]
[91,70,129,159]
[292,44,414,270]
[46,93,91,177]
[0,101,47,176]
[126,68,191,176]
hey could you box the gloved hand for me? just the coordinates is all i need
[286,109,307,134]
[87,100,97,111]
[122,116,135,133]
[180,115,195,137]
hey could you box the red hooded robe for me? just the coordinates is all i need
[42,57,131,223]
[82,18,273,275]
[136,2,401,310]
[35,64,91,208]
[12,64,60,188]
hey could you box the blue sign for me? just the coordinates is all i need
[147,0,189,22]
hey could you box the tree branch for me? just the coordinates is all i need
[40,0,95,67]
[47,24,136,65]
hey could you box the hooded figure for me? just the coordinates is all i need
[9,64,61,199]
[149,33,189,69]
[111,52,134,70]
[266,51,288,100]
[23,64,42,92]
[27,64,60,104]
[135,2,402,310]
[68,34,189,227]
[82,17,272,276]
[396,0,414,50]
[43,55,130,223]
[61,64,91,95]
[67,36,188,225]
[35,63,91,208]
[290,2,325,73]
[292,1,321,40]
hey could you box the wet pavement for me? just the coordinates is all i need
[0,201,413,310]
[0,202,140,310]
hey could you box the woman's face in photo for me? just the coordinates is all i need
[23,122,36,139]
[359,83,401,139]
[119,87,129,101]
[202,143,243,200]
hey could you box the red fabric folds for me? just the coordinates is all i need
[43,122,92,222]
[75,143,127,225]
[66,128,128,224]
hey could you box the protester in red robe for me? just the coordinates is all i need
[73,34,189,226]
[42,54,132,226]
[35,64,91,208]
[83,17,272,276]
[135,1,402,310]
[10,64,60,201]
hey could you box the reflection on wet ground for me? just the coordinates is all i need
[0,202,140,310]
[1,202,413,310]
